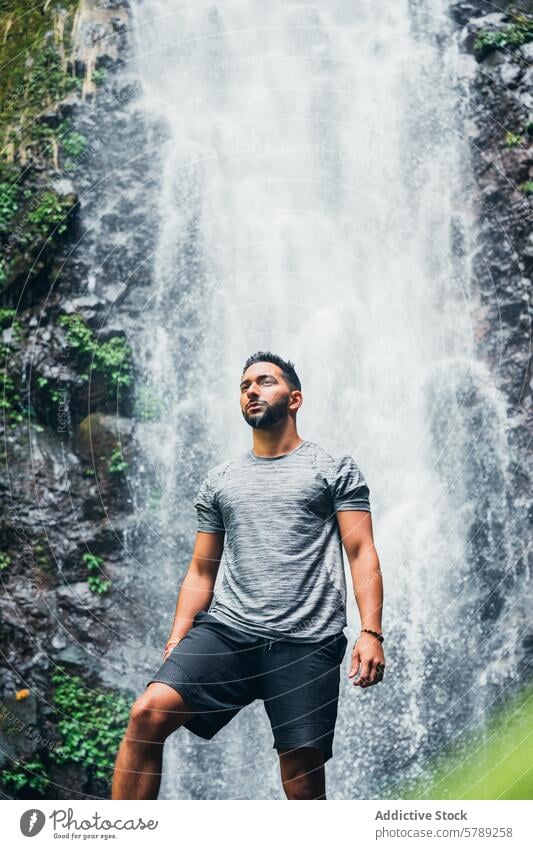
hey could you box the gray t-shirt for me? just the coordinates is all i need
[193,439,371,641]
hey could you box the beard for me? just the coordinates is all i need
[242,395,290,429]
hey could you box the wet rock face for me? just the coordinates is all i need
[0,0,142,799]
[447,2,532,481]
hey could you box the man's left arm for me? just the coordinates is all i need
[336,510,385,688]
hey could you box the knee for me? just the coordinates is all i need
[127,695,174,742]
[282,772,323,800]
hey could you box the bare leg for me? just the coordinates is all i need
[111,682,197,799]
[278,747,327,799]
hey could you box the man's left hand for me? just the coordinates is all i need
[348,632,385,688]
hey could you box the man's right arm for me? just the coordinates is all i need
[163,530,225,660]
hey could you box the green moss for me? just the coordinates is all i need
[50,666,132,781]
[0,756,49,793]
[474,14,533,57]
[83,552,111,594]
[58,313,134,394]
[0,4,84,290]
[0,3,82,153]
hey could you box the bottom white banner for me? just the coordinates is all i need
[3,799,532,848]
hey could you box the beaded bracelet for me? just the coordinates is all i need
[360,628,384,643]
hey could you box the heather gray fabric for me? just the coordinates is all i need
[193,439,371,641]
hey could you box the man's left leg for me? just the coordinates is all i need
[278,746,327,799]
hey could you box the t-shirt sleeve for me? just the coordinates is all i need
[193,473,225,533]
[331,455,371,512]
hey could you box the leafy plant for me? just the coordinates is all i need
[82,552,111,594]
[50,666,133,782]
[27,191,73,237]
[58,314,134,393]
[36,375,61,404]
[518,180,533,194]
[0,553,11,571]
[108,445,128,474]
[58,120,88,158]
[473,15,533,57]
[0,343,26,428]
[92,68,108,86]
[0,178,22,235]
[0,757,49,793]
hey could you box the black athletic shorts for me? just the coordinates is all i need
[146,610,349,762]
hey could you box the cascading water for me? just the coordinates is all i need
[126,0,527,799]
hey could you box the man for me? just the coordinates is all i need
[112,351,385,800]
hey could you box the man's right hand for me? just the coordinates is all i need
[163,637,181,662]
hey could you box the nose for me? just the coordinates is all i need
[246,384,260,400]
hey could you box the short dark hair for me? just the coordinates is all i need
[242,350,301,392]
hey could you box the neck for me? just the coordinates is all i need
[251,424,303,458]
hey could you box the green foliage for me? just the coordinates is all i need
[518,180,533,194]
[0,757,49,793]
[58,120,88,158]
[50,666,133,781]
[0,552,11,571]
[401,683,533,800]
[58,313,134,393]
[0,2,82,150]
[108,445,129,474]
[0,173,76,289]
[0,176,21,235]
[92,68,108,86]
[473,15,533,56]
[0,343,26,428]
[0,308,21,339]
[36,375,61,404]
[27,191,72,237]
[82,551,111,594]
[504,131,522,147]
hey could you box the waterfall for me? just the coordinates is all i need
[127,0,524,799]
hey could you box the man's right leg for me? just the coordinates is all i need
[111,682,197,800]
